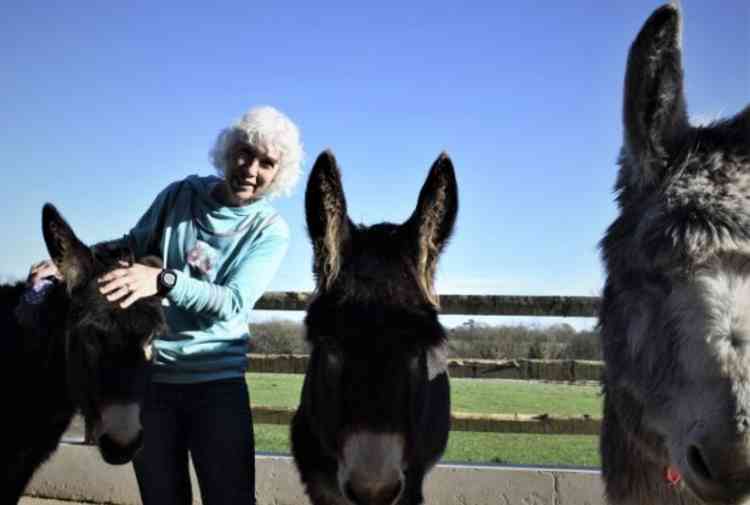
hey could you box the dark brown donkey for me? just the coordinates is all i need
[1,204,166,504]
[292,150,458,505]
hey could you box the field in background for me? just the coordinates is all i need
[247,373,602,467]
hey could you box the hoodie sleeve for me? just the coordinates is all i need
[164,218,289,321]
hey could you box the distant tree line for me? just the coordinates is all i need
[248,319,601,361]
[447,319,601,360]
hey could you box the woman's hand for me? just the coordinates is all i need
[98,261,161,308]
[27,259,63,286]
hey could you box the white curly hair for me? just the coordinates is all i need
[210,106,304,198]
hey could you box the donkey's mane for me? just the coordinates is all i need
[604,127,750,277]
[0,282,29,318]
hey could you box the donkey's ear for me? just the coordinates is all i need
[305,150,351,290]
[732,106,750,143]
[42,204,93,291]
[623,3,689,186]
[405,152,458,303]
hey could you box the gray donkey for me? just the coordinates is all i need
[599,3,750,505]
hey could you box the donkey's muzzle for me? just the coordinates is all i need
[682,438,750,504]
[98,430,144,465]
[338,431,406,505]
[344,477,404,505]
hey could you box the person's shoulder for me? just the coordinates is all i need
[182,174,220,194]
[159,175,222,205]
[155,176,197,199]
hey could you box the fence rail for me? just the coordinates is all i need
[248,292,603,436]
[253,406,600,435]
[65,405,602,443]
[256,291,600,317]
[248,354,604,381]
[64,291,602,444]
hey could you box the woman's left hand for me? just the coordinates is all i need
[98,261,161,308]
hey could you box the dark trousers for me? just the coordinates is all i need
[133,377,255,505]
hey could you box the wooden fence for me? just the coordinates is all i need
[253,406,600,435]
[252,290,603,382]
[255,291,600,317]
[248,291,603,435]
[66,291,602,443]
[248,354,604,381]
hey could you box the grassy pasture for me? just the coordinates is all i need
[247,373,602,467]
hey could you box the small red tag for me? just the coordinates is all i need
[665,466,682,487]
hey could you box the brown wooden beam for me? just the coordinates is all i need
[254,292,600,317]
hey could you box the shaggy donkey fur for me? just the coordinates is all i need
[0,205,165,504]
[600,4,750,505]
[291,150,458,505]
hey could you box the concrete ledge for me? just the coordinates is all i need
[26,443,605,505]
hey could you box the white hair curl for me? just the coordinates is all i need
[210,106,304,198]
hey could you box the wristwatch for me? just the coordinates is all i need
[157,269,177,296]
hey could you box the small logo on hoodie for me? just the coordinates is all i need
[186,240,219,277]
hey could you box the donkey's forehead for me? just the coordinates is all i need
[321,333,430,354]
[92,241,132,268]
[665,149,750,206]
[623,149,750,270]
[669,261,750,334]
[351,222,404,248]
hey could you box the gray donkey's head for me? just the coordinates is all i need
[600,3,750,505]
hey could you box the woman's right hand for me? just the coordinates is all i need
[27,259,63,286]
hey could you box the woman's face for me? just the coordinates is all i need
[223,142,281,204]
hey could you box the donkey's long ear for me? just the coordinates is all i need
[42,204,93,292]
[731,106,750,143]
[305,150,351,290]
[405,152,458,305]
[623,3,689,186]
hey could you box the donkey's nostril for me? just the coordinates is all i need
[344,482,358,504]
[736,412,750,434]
[688,445,713,482]
[381,479,404,505]
[344,479,404,505]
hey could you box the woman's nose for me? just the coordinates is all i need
[245,159,260,176]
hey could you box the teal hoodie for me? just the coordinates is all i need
[128,175,289,383]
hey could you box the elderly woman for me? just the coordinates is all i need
[29,105,304,505]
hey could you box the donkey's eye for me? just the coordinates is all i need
[409,355,422,375]
[326,351,342,370]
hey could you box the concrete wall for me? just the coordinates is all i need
[26,443,606,505]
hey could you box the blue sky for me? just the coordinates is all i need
[1,1,747,329]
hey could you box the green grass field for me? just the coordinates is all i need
[247,373,602,467]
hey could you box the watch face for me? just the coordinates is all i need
[163,271,177,287]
